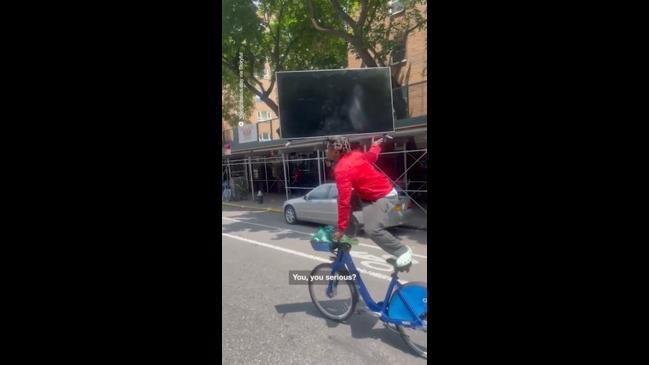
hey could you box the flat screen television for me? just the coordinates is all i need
[277,68,394,139]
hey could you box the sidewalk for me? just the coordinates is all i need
[222,192,427,230]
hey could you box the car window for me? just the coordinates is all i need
[308,185,331,200]
[328,185,338,199]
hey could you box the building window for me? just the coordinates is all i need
[257,110,271,121]
[260,131,271,142]
[388,1,405,16]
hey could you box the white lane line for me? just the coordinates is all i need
[223,216,303,234]
[222,216,427,259]
[222,232,405,283]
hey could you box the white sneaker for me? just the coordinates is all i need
[395,247,413,267]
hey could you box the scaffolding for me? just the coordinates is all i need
[222,145,427,214]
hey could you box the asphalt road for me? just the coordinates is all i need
[221,207,428,365]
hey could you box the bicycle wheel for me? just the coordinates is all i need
[397,311,427,359]
[390,282,427,359]
[308,263,358,322]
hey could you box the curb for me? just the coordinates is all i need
[222,202,283,213]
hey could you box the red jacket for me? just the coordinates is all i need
[334,145,393,232]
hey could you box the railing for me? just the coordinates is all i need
[256,118,281,141]
[223,117,282,146]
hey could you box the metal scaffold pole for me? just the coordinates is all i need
[317,150,322,185]
[227,159,233,199]
[403,148,408,190]
[282,153,289,201]
[248,156,254,200]
[264,158,269,193]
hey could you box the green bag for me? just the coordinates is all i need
[312,226,333,243]
[311,226,358,252]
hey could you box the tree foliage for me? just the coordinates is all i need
[306,0,427,86]
[221,0,348,128]
[221,66,255,129]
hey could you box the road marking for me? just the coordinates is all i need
[222,216,427,259]
[222,232,406,283]
[223,216,305,234]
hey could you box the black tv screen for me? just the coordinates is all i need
[277,68,394,139]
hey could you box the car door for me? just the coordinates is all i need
[300,184,331,224]
[321,184,339,225]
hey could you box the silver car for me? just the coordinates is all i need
[282,183,411,231]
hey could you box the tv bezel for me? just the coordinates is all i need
[276,67,396,141]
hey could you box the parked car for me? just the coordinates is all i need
[282,183,412,232]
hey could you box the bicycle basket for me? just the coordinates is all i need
[310,226,335,252]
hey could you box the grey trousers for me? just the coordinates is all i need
[350,196,408,257]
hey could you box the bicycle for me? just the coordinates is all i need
[308,227,427,358]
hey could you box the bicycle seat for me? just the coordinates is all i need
[386,258,412,273]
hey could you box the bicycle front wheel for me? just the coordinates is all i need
[308,263,358,322]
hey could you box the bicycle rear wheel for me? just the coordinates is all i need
[308,263,358,322]
[397,311,427,359]
[390,282,427,359]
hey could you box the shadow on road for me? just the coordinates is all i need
[274,301,421,359]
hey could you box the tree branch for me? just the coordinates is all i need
[243,78,264,98]
[266,75,276,98]
[307,0,356,43]
[279,34,300,68]
[243,48,266,92]
[250,66,266,92]
[367,44,384,66]
[222,53,266,96]
[330,0,357,29]
[222,56,241,79]
[357,0,370,28]
[244,78,279,114]
[365,0,380,30]
[406,18,427,34]
[271,3,284,70]
[264,3,286,97]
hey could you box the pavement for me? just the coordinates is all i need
[223,192,427,230]
[221,206,427,365]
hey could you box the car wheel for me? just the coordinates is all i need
[285,205,298,224]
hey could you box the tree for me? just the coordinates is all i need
[221,0,348,128]
[221,66,255,129]
[306,0,427,87]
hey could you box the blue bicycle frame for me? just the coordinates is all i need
[327,246,425,328]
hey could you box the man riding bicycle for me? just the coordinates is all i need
[325,135,413,268]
